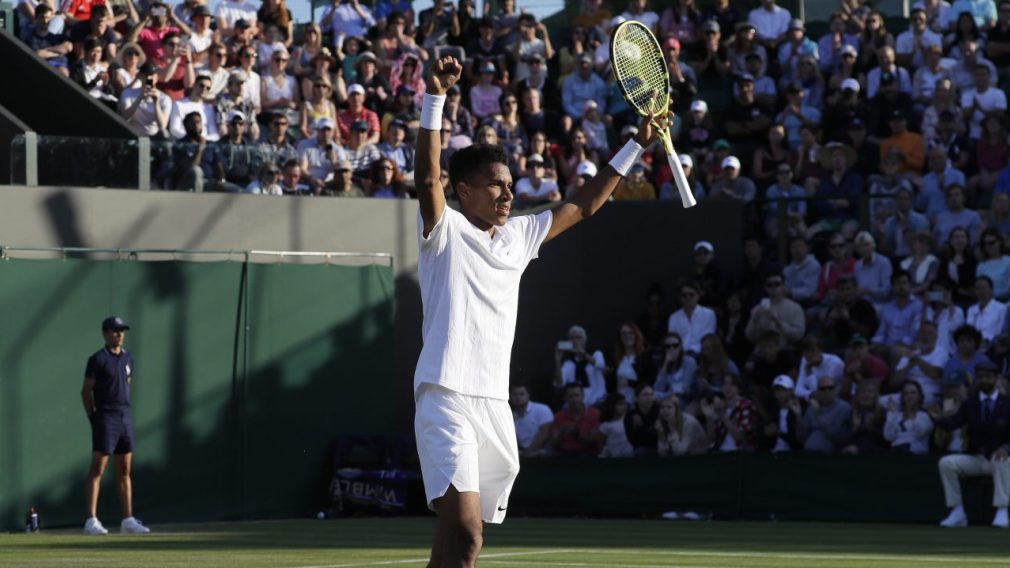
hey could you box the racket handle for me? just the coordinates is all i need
[661,132,696,208]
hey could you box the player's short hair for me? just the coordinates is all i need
[447,144,508,197]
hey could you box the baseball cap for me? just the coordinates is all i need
[690,99,708,113]
[351,119,369,132]
[334,159,353,171]
[138,62,157,76]
[358,51,377,62]
[840,44,858,57]
[945,369,972,386]
[347,83,365,95]
[578,53,593,64]
[678,154,694,169]
[575,160,598,177]
[102,316,130,331]
[228,109,246,122]
[229,69,248,83]
[621,124,639,136]
[849,334,869,347]
[193,4,212,16]
[234,18,250,29]
[481,61,496,73]
[736,22,756,33]
[788,18,805,31]
[583,99,598,111]
[737,73,755,84]
[772,375,795,390]
[396,84,415,96]
[527,153,545,164]
[713,138,731,150]
[694,240,714,253]
[721,156,741,170]
[315,116,335,130]
[841,78,860,92]
[702,20,720,33]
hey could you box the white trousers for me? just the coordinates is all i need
[939,453,1010,507]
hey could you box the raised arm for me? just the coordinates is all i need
[544,112,659,243]
[415,56,462,237]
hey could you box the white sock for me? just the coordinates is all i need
[123,516,135,522]
[951,505,965,516]
[998,507,1008,515]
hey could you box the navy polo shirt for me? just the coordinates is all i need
[85,348,134,410]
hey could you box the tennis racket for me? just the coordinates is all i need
[610,21,697,208]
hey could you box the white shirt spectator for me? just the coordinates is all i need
[966,299,1008,343]
[620,10,660,32]
[666,305,716,354]
[319,2,376,40]
[925,304,965,355]
[513,400,554,450]
[560,350,608,405]
[241,70,262,110]
[795,353,844,399]
[899,343,949,402]
[515,177,559,201]
[961,86,1007,139]
[118,86,172,136]
[168,99,220,140]
[214,0,258,29]
[297,138,347,182]
[866,65,913,98]
[244,179,283,195]
[895,29,942,68]
[748,3,791,42]
[883,410,934,454]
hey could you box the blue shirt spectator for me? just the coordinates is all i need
[562,56,608,119]
[874,297,924,346]
[943,0,998,30]
[933,185,982,244]
[918,166,966,217]
[853,231,894,303]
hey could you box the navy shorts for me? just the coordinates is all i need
[91,409,135,455]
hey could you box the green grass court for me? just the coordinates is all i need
[3,518,1010,568]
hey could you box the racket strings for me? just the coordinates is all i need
[612,23,669,117]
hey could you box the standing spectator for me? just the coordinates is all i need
[624,383,660,455]
[967,276,1009,345]
[978,228,1010,301]
[892,321,949,404]
[667,281,716,354]
[297,117,344,194]
[597,394,634,457]
[933,360,1010,528]
[562,55,607,120]
[152,32,196,102]
[119,62,171,137]
[509,383,554,457]
[215,0,258,37]
[896,7,943,69]
[842,381,887,454]
[168,74,218,140]
[796,335,845,400]
[853,231,894,304]
[81,316,151,536]
[745,272,805,343]
[762,375,803,452]
[702,376,759,452]
[549,383,602,456]
[799,376,852,453]
[126,2,190,62]
[747,0,791,51]
[709,155,756,202]
[779,234,820,305]
[656,396,710,455]
[883,381,935,454]
[653,332,699,403]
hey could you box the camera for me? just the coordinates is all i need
[556,340,573,351]
[145,75,155,88]
[926,291,944,302]
[151,6,166,16]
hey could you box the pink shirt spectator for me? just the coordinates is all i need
[469,84,503,119]
[137,26,179,61]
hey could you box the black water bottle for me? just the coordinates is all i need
[25,507,38,532]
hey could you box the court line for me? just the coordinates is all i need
[483,561,735,568]
[292,548,577,568]
[576,548,1010,565]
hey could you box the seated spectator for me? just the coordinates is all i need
[978,228,1010,301]
[940,226,979,304]
[695,333,740,396]
[384,85,421,134]
[667,281,716,355]
[69,4,120,62]
[943,324,989,383]
[260,48,299,127]
[841,334,891,397]
[853,231,893,304]
[687,20,731,80]
[880,111,925,174]
[509,383,554,457]
[810,143,862,239]
[796,335,845,399]
[984,193,1010,236]
[752,123,791,187]
[153,32,196,101]
[967,276,1009,346]
[825,48,861,101]
[171,111,213,191]
[258,112,297,166]
[779,235,820,305]
[963,65,1007,142]
[469,61,503,121]
[745,330,796,409]
[822,276,879,351]
[217,70,260,141]
[841,381,887,455]
[868,150,914,225]
[896,6,943,69]
[168,75,219,140]
[950,38,997,95]
[723,74,773,159]
[776,19,818,82]
[867,46,912,99]
[970,113,1010,203]
[722,291,753,368]
[761,375,803,452]
[389,53,425,107]
[297,117,344,193]
[799,376,852,453]
[701,375,759,452]
[727,22,766,78]
[818,12,859,74]
[747,0,790,51]
[653,332,699,404]
[612,163,655,200]
[816,233,856,302]
[764,165,807,239]
[912,45,953,110]
[278,158,310,195]
[298,76,337,140]
[343,120,381,178]
[659,154,707,204]
[224,19,256,68]
[933,359,1010,528]
[597,394,634,458]
[879,188,930,258]
[199,43,231,100]
[709,155,756,202]
[25,5,73,77]
[513,154,560,206]
[858,10,893,71]
[936,186,983,246]
[918,144,967,221]
[872,270,923,351]
[579,100,608,156]
[244,162,283,195]
[624,383,660,455]
[213,111,259,192]
[365,158,408,199]
[493,92,527,165]
[184,5,215,64]
[559,128,601,186]
[72,37,117,106]
[892,321,948,404]
[745,272,805,343]
[119,62,171,137]
[925,94,970,165]
[377,120,413,181]
[519,88,561,144]
[321,160,365,197]
[555,324,608,406]
[656,395,710,456]
[901,231,941,294]
[925,279,966,355]
[562,54,607,120]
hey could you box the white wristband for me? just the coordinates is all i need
[608,139,645,177]
[420,93,446,132]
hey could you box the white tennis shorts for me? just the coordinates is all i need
[414,383,520,524]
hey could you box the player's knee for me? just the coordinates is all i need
[456,523,483,561]
[938,455,957,473]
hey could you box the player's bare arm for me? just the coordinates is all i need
[544,111,663,243]
[416,56,462,238]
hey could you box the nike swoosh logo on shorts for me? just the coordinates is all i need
[497,506,507,511]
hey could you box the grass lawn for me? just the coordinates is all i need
[2,517,1010,567]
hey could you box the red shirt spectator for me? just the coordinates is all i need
[337,84,380,143]
[137,25,179,61]
[60,0,105,22]
[551,384,601,455]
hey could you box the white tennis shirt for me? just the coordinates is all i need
[414,207,553,400]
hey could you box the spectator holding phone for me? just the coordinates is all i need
[126,1,191,62]
[883,380,934,454]
[118,62,171,137]
[555,325,607,406]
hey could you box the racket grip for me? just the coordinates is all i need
[662,134,697,208]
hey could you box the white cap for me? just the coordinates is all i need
[693,240,714,253]
[841,78,860,92]
[772,375,795,390]
[840,44,857,57]
[690,99,708,113]
[610,15,626,28]
[527,153,545,164]
[583,99,598,111]
[621,124,639,136]
[315,116,336,129]
[721,156,741,170]
[576,160,598,177]
[678,154,693,169]
[347,83,365,95]
[227,109,246,122]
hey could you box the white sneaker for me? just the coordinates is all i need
[120,517,151,534]
[993,508,1009,528]
[83,517,108,535]
[940,507,968,528]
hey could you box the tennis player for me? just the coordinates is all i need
[413,56,660,567]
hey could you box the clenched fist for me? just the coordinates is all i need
[426,56,462,96]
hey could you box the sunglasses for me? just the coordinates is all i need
[665,343,681,349]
